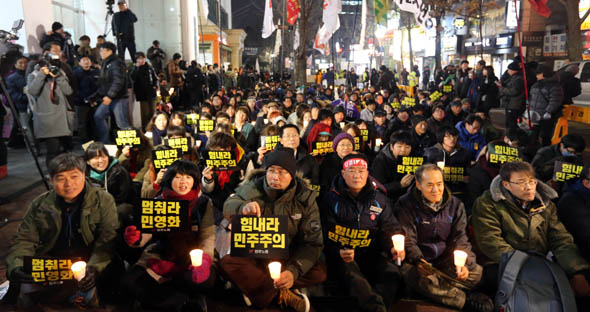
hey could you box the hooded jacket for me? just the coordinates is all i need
[87,157,133,205]
[472,176,590,275]
[224,169,323,281]
[499,73,525,110]
[395,185,477,269]
[6,182,119,274]
[323,174,400,259]
[529,76,564,119]
[97,54,128,100]
[456,121,486,161]
[370,143,407,198]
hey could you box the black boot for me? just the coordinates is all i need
[463,291,494,312]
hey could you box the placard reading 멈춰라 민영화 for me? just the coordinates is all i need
[139,198,189,233]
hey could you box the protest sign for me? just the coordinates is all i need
[430,90,443,101]
[139,199,189,233]
[115,129,141,147]
[401,97,416,107]
[198,119,216,132]
[186,113,199,125]
[24,256,76,284]
[164,137,192,154]
[442,85,453,93]
[203,150,238,170]
[312,141,334,155]
[231,216,288,259]
[152,148,183,172]
[488,144,523,167]
[327,224,373,249]
[553,161,584,182]
[360,129,369,142]
[443,166,466,183]
[261,135,281,151]
[354,137,361,151]
[396,156,424,174]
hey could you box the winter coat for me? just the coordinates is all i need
[323,174,400,259]
[370,143,407,198]
[87,157,133,205]
[237,72,253,90]
[6,70,28,112]
[410,130,436,157]
[529,77,564,120]
[531,145,563,181]
[112,9,138,40]
[558,180,590,262]
[456,121,486,161]
[467,157,499,208]
[559,71,581,105]
[426,117,449,136]
[27,68,74,139]
[395,186,477,270]
[477,75,499,112]
[97,54,128,99]
[167,60,184,89]
[499,73,525,110]
[224,170,323,281]
[131,63,158,101]
[444,109,466,127]
[423,143,471,170]
[360,108,375,123]
[377,69,399,94]
[319,153,344,198]
[6,182,119,274]
[73,67,99,106]
[472,175,590,275]
[207,72,219,92]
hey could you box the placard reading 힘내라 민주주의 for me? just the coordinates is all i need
[231,216,288,259]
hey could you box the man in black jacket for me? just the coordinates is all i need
[131,52,157,130]
[377,65,399,94]
[559,64,582,106]
[370,130,414,199]
[323,154,403,312]
[528,65,564,146]
[184,61,206,107]
[498,62,525,131]
[93,42,130,144]
[73,55,99,142]
[146,40,166,74]
[112,0,138,62]
[531,134,586,182]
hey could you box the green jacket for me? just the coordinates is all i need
[472,175,589,276]
[224,170,323,281]
[6,183,119,275]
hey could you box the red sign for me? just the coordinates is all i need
[287,0,300,25]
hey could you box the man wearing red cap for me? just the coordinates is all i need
[321,154,403,312]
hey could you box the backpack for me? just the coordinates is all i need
[495,250,577,312]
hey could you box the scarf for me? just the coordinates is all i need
[161,187,200,218]
[152,126,167,146]
[216,145,244,190]
[89,158,118,183]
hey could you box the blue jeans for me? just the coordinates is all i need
[94,98,130,143]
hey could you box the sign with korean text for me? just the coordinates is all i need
[152,148,183,171]
[164,137,192,154]
[24,256,76,284]
[488,144,523,167]
[231,216,288,259]
[360,129,369,142]
[327,224,373,249]
[140,199,189,233]
[553,161,584,182]
[309,184,321,195]
[397,156,424,174]
[261,135,281,151]
[198,119,216,132]
[442,85,453,93]
[443,166,466,183]
[115,129,141,147]
[312,141,334,155]
[203,150,238,170]
[430,90,443,101]
[391,101,401,109]
[186,113,199,125]
[354,137,361,151]
[402,97,416,107]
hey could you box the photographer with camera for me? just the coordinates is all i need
[93,41,130,144]
[74,55,99,143]
[147,40,166,74]
[40,22,75,66]
[112,0,138,62]
[26,45,74,167]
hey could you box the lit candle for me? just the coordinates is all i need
[437,161,445,169]
[190,249,203,267]
[156,90,161,97]
[375,138,382,146]
[71,261,87,281]
[453,250,468,276]
[250,121,256,126]
[264,118,269,124]
[391,234,405,266]
[339,122,345,129]
[169,88,175,95]
[196,140,202,148]
[268,261,282,280]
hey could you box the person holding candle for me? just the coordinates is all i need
[121,160,215,311]
[322,154,403,312]
[5,153,119,308]
[220,147,326,312]
[395,164,493,312]
[370,130,415,199]
[472,161,590,299]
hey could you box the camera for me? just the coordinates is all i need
[106,0,115,14]
[44,53,61,76]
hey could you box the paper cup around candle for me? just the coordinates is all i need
[196,140,202,148]
[190,249,203,267]
[268,261,282,280]
[437,161,445,169]
[340,122,345,129]
[392,234,405,266]
[250,121,256,126]
[71,261,87,281]
[169,88,175,95]
[454,250,468,275]
[375,138,382,146]
[264,118,269,124]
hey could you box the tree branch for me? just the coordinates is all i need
[581,8,590,27]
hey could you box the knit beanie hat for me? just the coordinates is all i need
[332,132,354,151]
[262,147,297,178]
[52,22,63,32]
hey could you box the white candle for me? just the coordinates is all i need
[250,121,256,126]
[156,90,161,97]
[264,118,269,124]
[268,261,282,280]
[196,140,202,148]
[392,234,405,266]
[339,122,345,129]
[190,249,203,267]
[375,138,382,146]
[453,250,468,276]
[169,87,175,95]
[437,161,445,169]
[71,261,87,281]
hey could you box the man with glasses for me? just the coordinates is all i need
[322,154,403,312]
[472,161,590,297]
[220,147,326,312]
[396,164,492,312]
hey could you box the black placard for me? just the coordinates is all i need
[115,129,141,147]
[139,199,189,233]
[326,223,374,249]
[230,215,289,259]
[203,150,238,170]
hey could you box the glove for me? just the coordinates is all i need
[190,253,212,284]
[124,225,141,246]
[543,112,552,120]
[10,267,34,283]
[147,258,178,276]
[78,266,97,291]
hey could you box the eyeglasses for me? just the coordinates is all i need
[507,180,537,189]
[267,168,290,176]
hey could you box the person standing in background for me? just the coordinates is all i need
[112,0,138,62]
